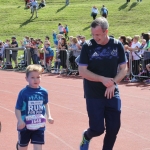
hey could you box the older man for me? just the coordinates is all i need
[79,17,127,150]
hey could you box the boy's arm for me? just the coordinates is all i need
[44,103,54,124]
[15,109,26,130]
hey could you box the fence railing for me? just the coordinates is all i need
[5,47,31,66]
[2,47,150,80]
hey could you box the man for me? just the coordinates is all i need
[30,0,38,18]
[66,0,69,5]
[79,17,127,150]
[10,37,18,68]
[100,5,108,18]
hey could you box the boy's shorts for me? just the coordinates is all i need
[18,129,44,147]
[39,53,44,60]
[46,56,53,63]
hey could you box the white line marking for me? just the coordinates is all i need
[0,89,150,115]
[0,103,150,145]
[46,130,76,150]
[121,127,150,142]
[0,105,15,114]
[0,104,76,150]
[50,102,87,116]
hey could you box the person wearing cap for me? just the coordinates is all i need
[10,37,18,69]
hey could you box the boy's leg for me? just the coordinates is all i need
[33,144,42,150]
[18,129,30,150]
[31,130,44,150]
[18,145,28,150]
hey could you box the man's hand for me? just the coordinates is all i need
[17,120,26,130]
[105,85,116,99]
[101,77,114,88]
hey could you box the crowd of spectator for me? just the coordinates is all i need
[0,26,87,76]
[1,30,150,81]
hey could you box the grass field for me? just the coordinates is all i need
[0,0,149,46]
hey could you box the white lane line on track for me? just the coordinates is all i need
[1,80,150,103]
[46,130,75,150]
[123,106,150,115]
[121,127,150,142]
[0,89,150,115]
[0,103,150,145]
[0,77,83,89]
[0,104,76,150]
[0,105,15,114]
[50,102,87,116]
[0,79,150,102]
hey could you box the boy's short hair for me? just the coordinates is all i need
[45,36,49,40]
[26,64,43,77]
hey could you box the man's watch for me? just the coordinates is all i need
[111,79,116,85]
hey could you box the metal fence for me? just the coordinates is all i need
[2,47,150,81]
[128,51,150,82]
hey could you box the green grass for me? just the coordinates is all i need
[0,0,149,45]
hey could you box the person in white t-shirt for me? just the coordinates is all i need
[91,6,99,20]
[127,35,141,82]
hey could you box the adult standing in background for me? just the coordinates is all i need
[10,37,18,69]
[58,23,64,34]
[91,6,99,20]
[79,17,127,150]
[66,0,69,5]
[100,5,108,18]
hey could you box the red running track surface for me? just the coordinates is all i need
[0,70,150,150]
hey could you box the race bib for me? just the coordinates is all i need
[25,114,46,130]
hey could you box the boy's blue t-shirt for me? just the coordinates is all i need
[53,33,57,40]
[15,86,48,131]
[45,47,54,57]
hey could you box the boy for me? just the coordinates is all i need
[15,64,54,150]
[43,42,54,72]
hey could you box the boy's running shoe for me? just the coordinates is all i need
[80,131,90,150]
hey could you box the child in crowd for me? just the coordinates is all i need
[127,35,141,82]
[43,42,54,72]
[54,49,61,74]
[38,40,44,67]
[15,64,54,150]
[64,25,69,40]
[52,31,58,48]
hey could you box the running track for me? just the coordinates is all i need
[0,70,150,150]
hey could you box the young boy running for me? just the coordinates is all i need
[15,64,54,150]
